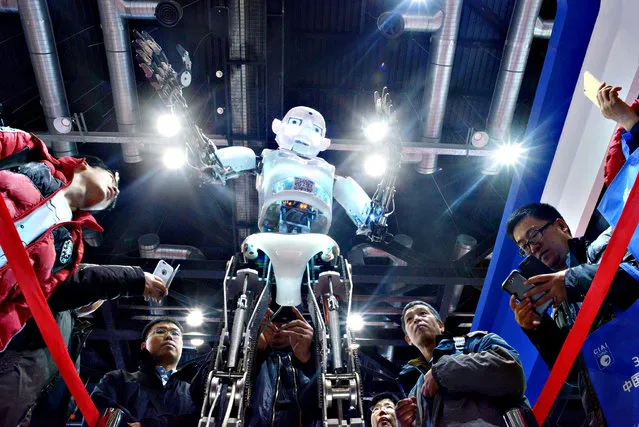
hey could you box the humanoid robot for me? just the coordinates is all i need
[133,31,401,427]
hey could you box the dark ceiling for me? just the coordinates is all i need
[0,0,582,418]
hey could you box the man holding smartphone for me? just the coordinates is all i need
[190,301,321,426]
[506,202,639,426]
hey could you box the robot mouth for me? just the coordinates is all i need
[294,139,309,147]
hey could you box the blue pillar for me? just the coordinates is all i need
[472,0,601,404]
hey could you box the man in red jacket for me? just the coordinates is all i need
[0,126,154,350]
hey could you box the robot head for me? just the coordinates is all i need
[271,106,331,157]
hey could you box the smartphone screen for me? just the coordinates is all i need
[584,71,602,106]
[502,270,552,316]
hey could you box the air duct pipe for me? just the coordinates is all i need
[482,0,545,175]
[97,0,183,163]
[0,0,77,157]
[378,1,463,175]
[416,0,464,175]
[138,234,206,260]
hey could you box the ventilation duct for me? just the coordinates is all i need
[412,0,464,175]
[155,0,182,27]
[97,0,183,163]
[0,0,77,157]
[377,10,443,38]
[482,0,545,175]
[138,234,206,260]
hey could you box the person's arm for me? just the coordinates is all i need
[430,333,526,398]
[565,259,639,307]
[47,264,166,312]
[91,372,133,418]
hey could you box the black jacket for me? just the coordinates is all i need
[0,264,146,427]
[523,229,639,426]
[91,349,198,427]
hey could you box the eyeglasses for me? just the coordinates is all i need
[152,327,182,338]
[370,404,395,413]
[517,219,556,257]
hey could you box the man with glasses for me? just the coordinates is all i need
[369,392,399,427]
[91,318,198,426]
[506,203,639,425]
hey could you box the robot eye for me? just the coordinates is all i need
[312,125,323,134]
[288,118,303,126]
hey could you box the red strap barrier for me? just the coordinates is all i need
[0,197,100,426]
[532,174,639,424]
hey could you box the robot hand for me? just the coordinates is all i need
[133,31,241,182]
[358,87,401,243]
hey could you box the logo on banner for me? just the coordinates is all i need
[593,343,615,370]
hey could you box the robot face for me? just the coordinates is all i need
[272,106,331,157]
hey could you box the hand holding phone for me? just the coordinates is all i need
[152,259,179,289]
[502,270,552,317]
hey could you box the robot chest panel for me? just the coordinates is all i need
[259,149,335,201]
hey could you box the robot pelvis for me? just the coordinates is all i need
[199,233,364,427]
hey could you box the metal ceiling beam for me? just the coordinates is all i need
[82,253,485,286]
[34,131,498,157]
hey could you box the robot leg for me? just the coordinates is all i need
[199,257,271,427]
[309,257,364,427]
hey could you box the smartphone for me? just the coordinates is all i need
[502,270,552,317]
[274,306,297,323]
[584,71,602,106]
[518,255,552,279]
[152,259,180,289]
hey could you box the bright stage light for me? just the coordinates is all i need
[163,147,186,169]
[347,313,365,331]
[494,143,524,165]
[190,338,204,347]
[364,121,389,142]
[364,154,387,177]
[157,113,181,137]
[186,309,204,327]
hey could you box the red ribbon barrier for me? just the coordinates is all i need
[532,174,639,424]
[0,197,100,426]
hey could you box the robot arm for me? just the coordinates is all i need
[333,176,371,229]
[334,174,395,243]
[335,88,401,242]
[133,30,256,184]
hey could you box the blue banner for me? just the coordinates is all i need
[583,299,639,426]
[598,136,639,260]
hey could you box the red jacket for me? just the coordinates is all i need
[604,100,639,186]
[0,129,102,351]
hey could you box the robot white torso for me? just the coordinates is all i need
[214,106,374,236]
